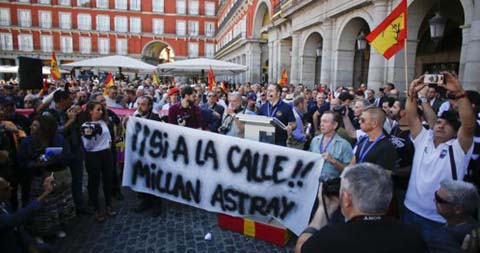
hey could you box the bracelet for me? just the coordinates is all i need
[301,226,319,235]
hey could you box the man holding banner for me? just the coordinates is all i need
[131,95,164,217]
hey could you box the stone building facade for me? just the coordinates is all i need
[216,0,480,91]
[0,0,217,66]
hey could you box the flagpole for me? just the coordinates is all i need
[404,39,409,97]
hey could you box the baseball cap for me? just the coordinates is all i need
[167,87,179,96]
[0,95,15,105]
[439,111,461,131]
[247,91,257,101]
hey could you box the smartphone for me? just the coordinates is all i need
[424,74,444,85]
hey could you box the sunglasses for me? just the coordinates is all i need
[434,190,450,204]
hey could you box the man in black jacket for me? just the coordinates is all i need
[295,163,428,253]
[132,95,163,217]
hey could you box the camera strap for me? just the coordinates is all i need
[319,134,336,154]
[321,193,331,222]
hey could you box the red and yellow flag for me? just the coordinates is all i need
[220,80,227,92]
[278,68,288,87]
[366,0,407,60]
[152,71,160,86]
[103,72,115,96]
[50,52,61,80]
[207,66,216,91]
[170,77,176,88]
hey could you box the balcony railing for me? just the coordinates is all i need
[215,32,245,54]
[217,0,243,34]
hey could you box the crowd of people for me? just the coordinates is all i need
[0,71,479,252]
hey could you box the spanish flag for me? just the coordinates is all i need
[278,68,288,87]
[366,0,407,60]
[103,72,115,96]
[207,66,216,91]
[220,80,227,92]
[170,78,176,88]
[152,71,160,86]
[50,52,61,80]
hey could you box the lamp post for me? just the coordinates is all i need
[356,32,367,51]
[429,12,446,42]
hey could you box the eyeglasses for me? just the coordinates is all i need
[434,190,451,204]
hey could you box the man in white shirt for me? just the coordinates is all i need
[404,72,475,240]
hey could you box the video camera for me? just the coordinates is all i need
[81,122,103,138]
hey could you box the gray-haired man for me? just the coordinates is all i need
[295,163,428,253]
[428,179,480,252]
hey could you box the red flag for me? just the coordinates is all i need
[39,78,48,97]
[50,52,61,80]
[278,68,288,87]
[207,66,216,91]
[103,72,115,96]
[220,80,227,92]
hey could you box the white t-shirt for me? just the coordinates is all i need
[81,120,111,152]
[404,128,473,223]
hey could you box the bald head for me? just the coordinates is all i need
[364,106,386,127]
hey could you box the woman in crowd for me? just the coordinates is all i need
[18,115,75,242]
[81,101,116,222]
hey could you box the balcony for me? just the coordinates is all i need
[217,0,242,34]
[215,32,245,56]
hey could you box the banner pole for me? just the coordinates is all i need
[404,39,409,97]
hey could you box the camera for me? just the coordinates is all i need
[332,105,346,116]
[322,178,341,196]
[176,114,191,125]
[424,74,444,85]
[81,122,102,138]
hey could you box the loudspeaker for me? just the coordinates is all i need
[18,57,43,90]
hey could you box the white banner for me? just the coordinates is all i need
[122,117,324,235]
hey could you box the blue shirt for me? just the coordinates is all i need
[310,133,353,180]
[292,107,307,142]
[258,100,295,146]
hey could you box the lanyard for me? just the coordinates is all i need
[267,101,282,117]
[319,134,335,153]
[358,134,384,163]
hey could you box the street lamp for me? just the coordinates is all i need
[356,32,367,51]
[429,12,446,42]
[316,45,322,57]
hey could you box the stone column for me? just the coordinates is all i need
[279,39,292,84]
[458,25,471,80]
[290,32,301,84]
[366,0,388,91]
[268,41,274,83]
[462,4,480,91]
[320,19,334,86]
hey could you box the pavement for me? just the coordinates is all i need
[54,188,296,253]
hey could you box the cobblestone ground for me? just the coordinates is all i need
[55,188,296,253]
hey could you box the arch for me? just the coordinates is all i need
[334,11,374,50]
[300,32,323,85]
[389,0,467,87]
[252,0,271,38]
[141,40,175,65]
[335,17,371,87]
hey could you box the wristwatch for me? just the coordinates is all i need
[301,226,319,235]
